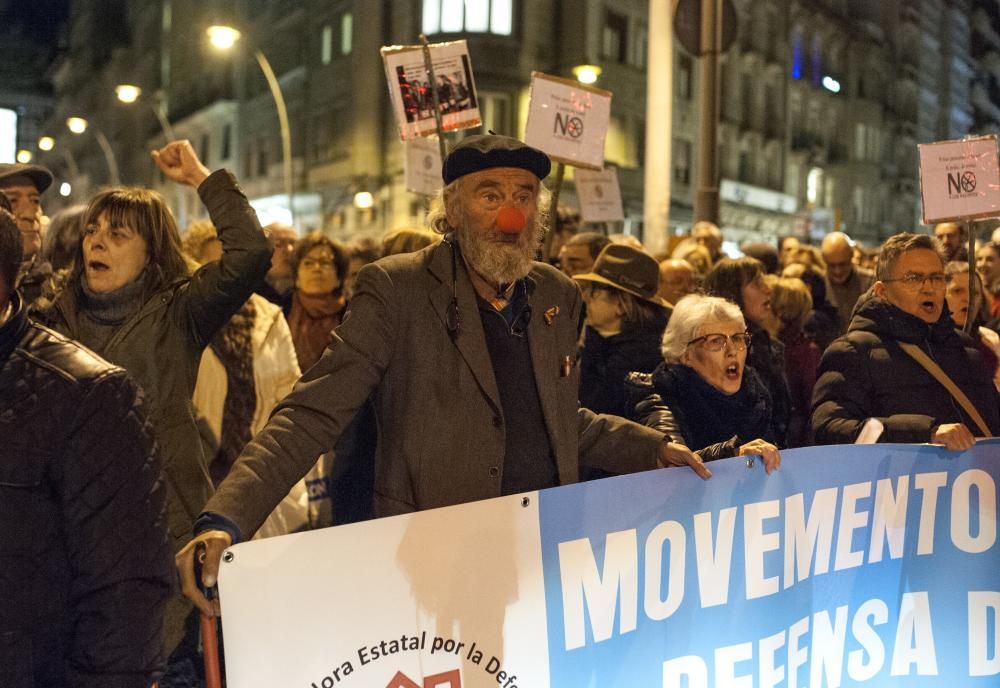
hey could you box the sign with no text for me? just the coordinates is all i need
[523,72,612,170]
[918,135,1000,223]
[575,167,624,223]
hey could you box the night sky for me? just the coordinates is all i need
[0,0,70,92]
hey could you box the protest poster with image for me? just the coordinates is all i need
[381,40,481,141]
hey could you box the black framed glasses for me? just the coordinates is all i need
[882,272,947,290]
[687,331,752,352]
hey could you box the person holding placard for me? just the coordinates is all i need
[176,134,713,618]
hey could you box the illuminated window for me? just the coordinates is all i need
[341,13,353,54]
[422,0,513,35]
[321,25,332,64]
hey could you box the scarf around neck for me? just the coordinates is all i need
[288,289,345,371]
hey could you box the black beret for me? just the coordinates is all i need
[0,163,54,193]
[442,134,551,184]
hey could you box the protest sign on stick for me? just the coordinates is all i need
[381,39,481,143]
[575,167,625,223]
[919,135,1000,332]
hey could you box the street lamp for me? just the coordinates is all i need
[36,137,82,200]
[572,64,602,85]
[208,24,294,224]
[16,149,32,163]
[115,83,176,142]
[66,116,121,185]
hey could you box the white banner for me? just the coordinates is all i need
[381,40,482,141]
[405,136,444,197]
[523,72,611,170]
[918,135,1000,223]
[574,167,624,223]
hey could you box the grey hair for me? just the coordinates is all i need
[661,294,746,363]
[425,176,552,235]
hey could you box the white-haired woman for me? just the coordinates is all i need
[627,294,781,470]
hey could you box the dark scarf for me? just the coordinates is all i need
[652,362,773,450]
[288,290,345,371]
[208,298,257,486]
[75,273,148,352]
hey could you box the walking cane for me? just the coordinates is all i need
[195,544,223,688]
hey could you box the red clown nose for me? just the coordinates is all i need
[496,206,527,234]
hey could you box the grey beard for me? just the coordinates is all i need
[456,221,543,285]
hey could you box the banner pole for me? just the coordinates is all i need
[543,162,566,260]
[966,218,977,334]
[419,34,449,163]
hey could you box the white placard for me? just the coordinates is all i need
[405,136,444,197]
[523,72,612,170]
[574,167,624,223]
[918,134,1000,223]
[381,40,482,141]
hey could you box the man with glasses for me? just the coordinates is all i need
[812,233,999,449]
[0,163,54,305]
[821,231,874,333]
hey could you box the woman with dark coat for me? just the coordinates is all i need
[627,294,780,470]
[574,243,671,417]
[34,141,271,667]
[703,256,791,446]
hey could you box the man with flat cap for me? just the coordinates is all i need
[176,134,712,615]
[0,162,54,304]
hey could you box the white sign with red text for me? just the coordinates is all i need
[523,73,611,170]
[918,135,1000,223]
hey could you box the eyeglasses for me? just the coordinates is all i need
[882,272,947,290]
[687,331,752,352]
[301,258,335,271]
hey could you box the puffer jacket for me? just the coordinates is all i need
[1,294,174,688]
[811,297,1000,444]
[578,325,665,417]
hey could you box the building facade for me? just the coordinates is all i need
[34,0,1000,246]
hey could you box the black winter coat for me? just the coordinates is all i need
[811,297,1000,444]
[747,321,790,446]
[626,362,774,462]
[578,325,664,417]
[1,295,174,688]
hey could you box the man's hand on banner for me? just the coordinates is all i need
[739,439,781,474]
[176,529,233,617]
[931,422,976,452]
[657,440,712,479]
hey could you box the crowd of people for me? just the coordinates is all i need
[2,133,999,687]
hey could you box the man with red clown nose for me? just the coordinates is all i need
[177,134,711,614]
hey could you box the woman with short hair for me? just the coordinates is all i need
[703,257,791,446]
[627,294,780,469]
[286,231,350,371]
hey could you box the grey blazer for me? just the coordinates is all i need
[206,239,664,536]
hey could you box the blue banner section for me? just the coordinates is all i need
[539,442,1000,687]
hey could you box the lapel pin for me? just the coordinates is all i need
[544,306,560,325]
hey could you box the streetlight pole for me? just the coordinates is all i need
[116,84,176,143]
[252,49,294,226]
[207,25,295,226]
[66,117,121,186]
